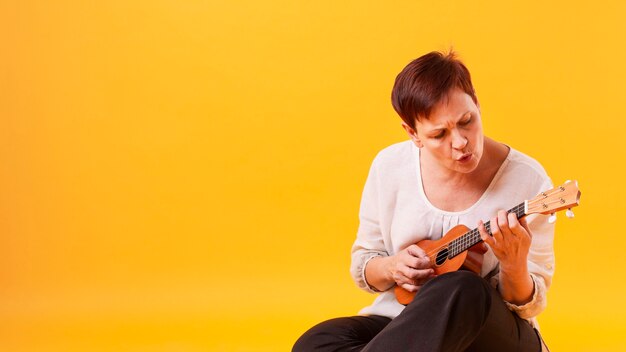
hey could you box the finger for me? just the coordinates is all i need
[519,217,532,238]
[416,256,432,269]
[401,267,431,281]
[498,210,515,238]
[491,215,504,244]
[400,283,421,293]
[392,271,414,287]
[404,255,427,270]
[477,220,494,247]
[407,244,428,259]
[405,246,431,269]
[507,212,527,237]
[399,267,417,280]
[409,268,435,280]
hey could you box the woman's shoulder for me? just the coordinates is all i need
[501,147,552,190]
[506,147,550,178]
[366,140,416,182]
[373,140,414,165]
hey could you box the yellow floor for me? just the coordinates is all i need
[2,313,625,351]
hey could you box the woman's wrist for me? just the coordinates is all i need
[498,267,534,305]
[499,263,529,280]
[365,255,395,292]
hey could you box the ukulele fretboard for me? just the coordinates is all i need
[447,202,526,258]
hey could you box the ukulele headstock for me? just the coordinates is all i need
[527,180,581,216]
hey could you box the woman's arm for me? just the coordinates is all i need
[479,210,535,305]
[350,151,435,293]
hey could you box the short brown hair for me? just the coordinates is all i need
[391,51,478,129]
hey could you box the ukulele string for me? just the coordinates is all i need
[423,228,482,258]
[421,203,525,258]
[420,185,569,260]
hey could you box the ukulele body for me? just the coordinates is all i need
[394,224,487,305]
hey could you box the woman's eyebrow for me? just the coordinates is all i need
[457,110,471,119]
[426,127,446,136]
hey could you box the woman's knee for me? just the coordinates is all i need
[428,271,489,291]
[418,271,492,307]
[293,318,337,352]
[293,316,389,352]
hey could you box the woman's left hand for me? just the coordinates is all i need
[478,210,531,274]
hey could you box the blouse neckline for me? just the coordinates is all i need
[412,142,512,216]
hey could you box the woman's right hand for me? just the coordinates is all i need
[390,244,436,292]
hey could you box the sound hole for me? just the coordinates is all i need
[435,248,449,266]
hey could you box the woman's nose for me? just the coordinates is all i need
[451,129,468,150]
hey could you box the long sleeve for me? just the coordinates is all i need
[350,156,389,293]
[491,177,556,320]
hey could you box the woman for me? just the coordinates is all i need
[293,51,554,351]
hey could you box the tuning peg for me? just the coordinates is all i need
[566,208,575,218]
[548,213,557,224]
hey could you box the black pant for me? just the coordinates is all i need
[293,271,541,352]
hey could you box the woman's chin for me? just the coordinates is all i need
[453,155,479,173]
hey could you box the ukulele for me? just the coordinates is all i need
[394,180,581,305]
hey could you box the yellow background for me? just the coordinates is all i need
[2,1,625,351]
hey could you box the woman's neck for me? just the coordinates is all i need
[421,138,509,189]
[419,138,510,212]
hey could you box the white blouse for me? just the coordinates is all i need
[350,141,555,324]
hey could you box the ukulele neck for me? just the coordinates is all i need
[448,202,527,259]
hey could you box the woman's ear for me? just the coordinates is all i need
[402,122,423,148]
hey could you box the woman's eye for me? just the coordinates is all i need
[459,115,472,126]
[460,118,472,126]
[433,132,445,139]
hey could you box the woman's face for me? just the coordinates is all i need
[407,88,484,175]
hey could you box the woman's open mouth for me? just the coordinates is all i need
[457,153,472,163]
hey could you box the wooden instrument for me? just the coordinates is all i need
[394,180,581,305]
